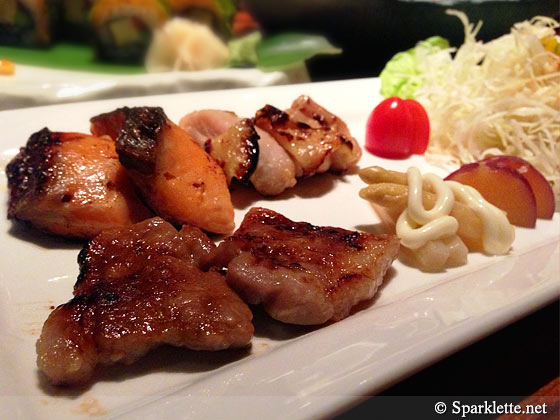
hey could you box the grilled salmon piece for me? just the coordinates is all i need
[90,107,126,140]
[6,129,152,239]
[254,96,362,179]
[36,217,254,385]
[91,107,235,234]
[179,109,296,196]
[206,207,399,325]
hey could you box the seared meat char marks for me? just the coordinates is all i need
[179,95,359,196]
[287,95,361,173]
[74,219,215,293]
[90,107,235,234]
[179,109,262,185]
[255,95,361,179]
[6,128,152,238]
[7,128,60,215]
[115,106,167,174]
[180,109,297,195]
[205,207,399,325]
[90,107,127,142]
[35,207,399,385]
[255,103,335,178]
[92,106,167,174]
[202,118,260,184]
[36,218,253,385]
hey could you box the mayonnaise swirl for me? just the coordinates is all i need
[407,169,455,224]
[396,168,458,249]
[396,167,515,255]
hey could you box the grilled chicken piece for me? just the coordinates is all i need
[6,129,152,239]
[255,96,362,178]
[208,119,259,184]
[179,110,259,184]
[206,207,399,325]
[91,107,235,234]
[178,109,240,146]
[36,217,254,385]
[179,110,296,196]
[251,127,297,196]
[287,95,361,172]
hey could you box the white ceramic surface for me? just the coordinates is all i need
[0,78,558,420]
[0,64,309,111]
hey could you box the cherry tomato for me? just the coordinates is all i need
[365,97,430,159]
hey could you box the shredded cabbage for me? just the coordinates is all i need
[413,11,560,201]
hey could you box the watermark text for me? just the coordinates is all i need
[434,400,548,417]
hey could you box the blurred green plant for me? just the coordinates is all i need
[228,31,342,71]
[215,0,238,21]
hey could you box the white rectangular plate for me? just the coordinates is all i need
[0,78,558,420]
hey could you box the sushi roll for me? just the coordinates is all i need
[0,0,57,46]
[58,0,94,41]
[89,0,170,62]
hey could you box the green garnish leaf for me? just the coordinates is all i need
[214,0,238,21]
[256,33,341,71]
[379,36,449,98]
[227,31,262,67]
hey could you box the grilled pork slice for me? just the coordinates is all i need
[206,207,399,325]
[179,110,259,184]
[179,110,296,196]
[254,96,362,179]
[6,129,152,239]
[91,107,235,234]
[36,218,254,385]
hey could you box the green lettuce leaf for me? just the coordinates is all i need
[380,36,449,98]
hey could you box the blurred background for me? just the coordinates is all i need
[246,0,560,80]
[1,0,558,107]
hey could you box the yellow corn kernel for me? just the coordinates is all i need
[541,37,560,55]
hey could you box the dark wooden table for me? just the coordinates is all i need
[334,300,559,419]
